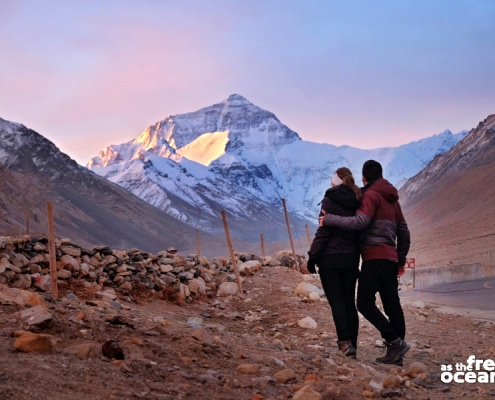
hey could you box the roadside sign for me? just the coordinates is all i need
[406,258,416,269]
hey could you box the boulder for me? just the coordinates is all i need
[60,245,81,257]
[294,283,324,297]
[292,385,322,400]
[236,364,260,374]
[217,282,239,296]
[238,260,261,276]
[273,368,296,383]
[14,333,55,353]
[188,278,206,295]
[17,305,52,327]
[297,316,318,329]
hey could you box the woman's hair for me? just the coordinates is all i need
[336,167,362,201]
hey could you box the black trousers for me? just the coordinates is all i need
[319,266,359,348]
[357,259,406,342]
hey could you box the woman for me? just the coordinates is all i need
[307,167,361,357]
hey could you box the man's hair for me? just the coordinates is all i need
[362,160,383,182]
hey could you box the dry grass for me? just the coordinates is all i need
[66,279,100,300]
[160,283,184,306]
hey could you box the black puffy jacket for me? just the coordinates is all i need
[308,185,360,268]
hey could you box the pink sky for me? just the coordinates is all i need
[1,1,495,165]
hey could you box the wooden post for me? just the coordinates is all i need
[196,229,201,257]
[25,210,30,235]
[260,233,265,257]
[221,211,243,293]
[305,224,311,247]
[281,198,299,272]
[46,202,58,299]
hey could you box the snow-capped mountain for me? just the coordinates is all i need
[88,94,467,238]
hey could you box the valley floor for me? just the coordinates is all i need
[1,266,494,399]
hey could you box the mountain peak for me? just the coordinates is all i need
[224,94,252,105]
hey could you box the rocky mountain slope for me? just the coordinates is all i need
[400,114,495,267]
[0,117,197,252]
[88,94,466,240]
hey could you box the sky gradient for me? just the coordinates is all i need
[1,0,495,165]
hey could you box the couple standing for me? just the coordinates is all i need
[307,160,411,365]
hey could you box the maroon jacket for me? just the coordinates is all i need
[308,185,360,268]
[321,178,410,266]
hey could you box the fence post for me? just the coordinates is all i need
[305,224,311,247]
[221,211,243,294]
[260,233,265,257]
[46,202,58,299]
[281,199,299,272]
[196,229,201,257]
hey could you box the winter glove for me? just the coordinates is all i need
[307,258,317,274]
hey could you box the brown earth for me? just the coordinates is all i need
[400,114,495,269]
[402,161,495,268]
[1,266,494,399]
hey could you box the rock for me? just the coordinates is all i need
[297,316,317,329]
[362,390,374,398]
[57,269,72,279]
[102,339,124,360]
[76,343,100,360]
[380,389,401,398]
[236,364,260,374]
[11,253,30,268]
[160,265,174,273]
[33,275,51,292]
[119,281,132,292]
[413,300,425,308]
[60,245,81,257]
[238,260,261,276]
[96,290,117,300]
[14,333,55,353]
[17,305,52,327]
[294,283,324,297]
[268,259,281,267]
[191,328,214,346]
[308,292,320,301]
[218,282,239,296]
[375,339,385,348]
[407,362,428,375]
[292,385,322,400]
[273,368,296,383]
[60,255,80,271]
[0,284,44,306]
[382,374,401,388]
[188,278,206,295]
[187,317,203,328]
[11,274,32,289]
[129,337,144,346]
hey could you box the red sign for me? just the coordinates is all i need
[405,258,416,269]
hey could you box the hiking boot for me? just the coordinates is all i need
[375,338,410,364]
[338,340,356,358]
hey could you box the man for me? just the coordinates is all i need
[319,160,411,365]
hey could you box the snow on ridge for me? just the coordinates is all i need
[177,131,230,166]
[87,95,468,226]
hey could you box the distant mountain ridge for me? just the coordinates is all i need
[399,113,495,268]
[0,117,197,252]
[88,94,467,239]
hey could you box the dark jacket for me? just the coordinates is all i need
[308,185,360,268]
[321,178,410,266]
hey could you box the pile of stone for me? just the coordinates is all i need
[0,236,303,303]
